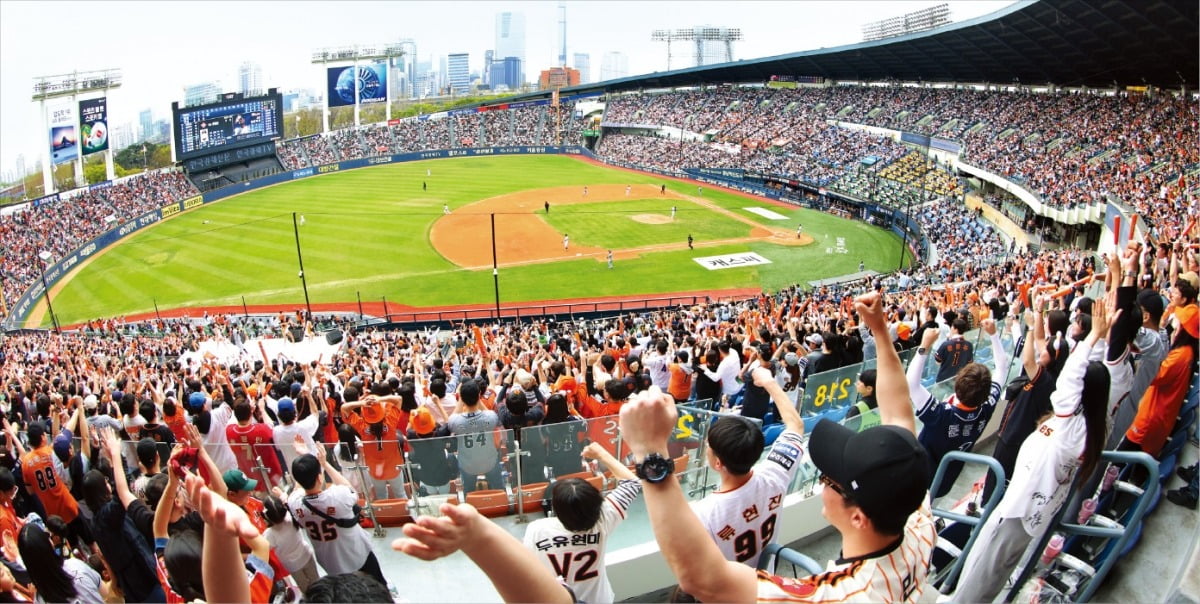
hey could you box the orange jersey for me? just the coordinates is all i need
[163,410,189,443]
[344,408,406,480]
[21,446,79,523]
[668,363,693,402]
[0,499,23,563]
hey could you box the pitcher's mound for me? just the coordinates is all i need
[632,214,672,224]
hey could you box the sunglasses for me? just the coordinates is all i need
[820,473,851,499]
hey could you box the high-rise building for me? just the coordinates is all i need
[494,12,526,85]
[600,51,629,81]
[138,109,154,142]
[183,82,221,107]
[448,53,470,95]
[483,50,495,87]
[489,56,523,92]
[538,66,580,90]
[237,61,263,96]
[415,58,433,98]
[556,3,567,66]
[573,53,591,84]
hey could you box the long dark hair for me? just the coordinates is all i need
[17,523,76,602]
[163,530,204,601]
[1077,360,1111,481]
[82,469,112,514]
[337,423,361,461]
[543,393,571,424]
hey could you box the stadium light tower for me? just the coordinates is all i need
[31,69,122,195]
[652,27,742,71]
[312,43,406,131]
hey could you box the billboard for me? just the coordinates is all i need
[48,101,78,165]
[326,63,387,108]
[79,97,109,156]
[172,92,283,162]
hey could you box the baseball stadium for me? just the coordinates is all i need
[0,0,1196,602]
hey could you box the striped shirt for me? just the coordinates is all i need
[756,498,935,602]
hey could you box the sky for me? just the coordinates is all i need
[0,0,1015,182]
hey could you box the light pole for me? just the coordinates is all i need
[142,143,149,171]
[37,250,60,334]
[293,212,313,319]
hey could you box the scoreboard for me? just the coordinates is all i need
[172,90,283,162]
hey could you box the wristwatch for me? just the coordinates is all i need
[917,347,929,355]
[635,452,675,483]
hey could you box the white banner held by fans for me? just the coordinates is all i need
[693,252,772,270]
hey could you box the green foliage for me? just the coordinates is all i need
[84,159,108,184]
[44,155,907,325]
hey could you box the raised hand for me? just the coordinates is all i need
[393,502,483,561]
[183,473,259,542]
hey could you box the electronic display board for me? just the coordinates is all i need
[172,91,283,161]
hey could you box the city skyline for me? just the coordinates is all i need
[0,0,1015,182]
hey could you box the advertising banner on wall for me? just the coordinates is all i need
[79,97,109,156]
[326,62,387,107]
[48,101,78,165]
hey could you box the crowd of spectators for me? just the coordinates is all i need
[599,86,1197,237]
[0,170,198,309]
[0,226,1193,600]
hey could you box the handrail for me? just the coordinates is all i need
[928,451,1007,593]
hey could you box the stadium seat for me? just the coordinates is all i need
[464,489,512,517]
[517,481,549,514]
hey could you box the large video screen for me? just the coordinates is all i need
[326,63,387,108]
[173,92,282,161]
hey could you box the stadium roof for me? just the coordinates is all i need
[547,0,1198,96]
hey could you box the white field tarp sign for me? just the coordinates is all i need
[693,252,772,270]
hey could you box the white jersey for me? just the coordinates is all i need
[756,498,935,603]
[287,484,371,575]
[691,429,804,565]
[203,403,238,473]
[274,414,319,474]
[264,509,316,573]
[523,480,641,604]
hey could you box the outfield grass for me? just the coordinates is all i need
[44,155,909,326]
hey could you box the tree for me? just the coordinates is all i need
[84,159,108,184]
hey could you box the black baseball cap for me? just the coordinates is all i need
[809,420,929,520]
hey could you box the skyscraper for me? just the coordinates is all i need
[139,109,153,142]
[557,3,567,66]
[483,50,494,87]
[573,53,591,84]
[448,53,470,95]
[237,61,263,96]
[183,82,221,107]
[494,12,526,85]
[600,51,629,81]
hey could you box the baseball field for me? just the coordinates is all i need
[36,155,910,326]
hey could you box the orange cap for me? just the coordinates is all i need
[362,400,386,424]
[410,407,436,435]
[1176,304,1198,339]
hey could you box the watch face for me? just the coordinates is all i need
[638,453,674,482]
